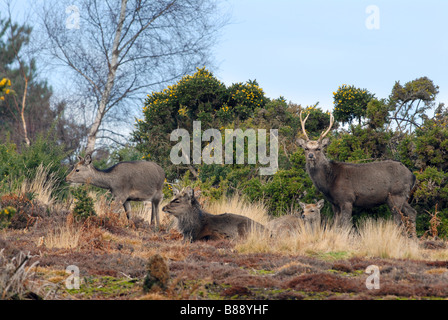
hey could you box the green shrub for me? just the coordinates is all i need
[0,206,16,229]
[72,186,96,219]
[333,84,374,124]
[0,133,69,198]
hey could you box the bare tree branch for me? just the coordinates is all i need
[36,0,227,152]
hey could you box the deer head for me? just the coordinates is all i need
[162,187,198,218]
[66,154,94,183]
[297,111,334,167]
[296,111,334,168]
[299,199,324,223]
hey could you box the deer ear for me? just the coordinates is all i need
[321,138,330,148]
[317,199,325,209]
[296,138,307,149]
[299,202,306,209]
[185,187,194,199]
[84,154,92,165]
[194,188,202,198]
[172,186,180,195]
[77,155,83,162]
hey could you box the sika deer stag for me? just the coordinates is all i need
[66,154,165,227]
[297,111,417,236]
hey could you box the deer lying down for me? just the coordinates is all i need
[162,187,265,242]
[66,154,165,227]
[267,200,324,236]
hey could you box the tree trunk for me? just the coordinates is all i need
[85,0,128,154]
[20,77,30,146]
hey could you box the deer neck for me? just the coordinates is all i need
[177,201,205,238]
[88,167,113,190]
[306,157,333,196]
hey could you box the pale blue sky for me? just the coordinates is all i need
[214,0,448,111]
[6,0,448,114]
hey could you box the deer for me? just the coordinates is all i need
[66,154,165,227]
[267,199,324,236]
[162,187,265,242]
[296,111,417,236]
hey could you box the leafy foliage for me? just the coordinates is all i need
[333,85,374,125]
[133,70,448,237]
[72,185,96,220]
[389,77,439,133]
[0,133,68,197]
[0,206,16,229]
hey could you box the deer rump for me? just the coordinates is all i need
[313,160,416,208]
[195,212,264,241]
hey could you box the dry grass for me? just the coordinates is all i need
[237,216,427,260]
[237,218,355,255]
[41,222,82,249]
[0,249,56,299]
[356,218,421,259]
[6,167,448,261]
[204,194,270,225]
[19,164,58,207]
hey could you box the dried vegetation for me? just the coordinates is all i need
[1,174,448,300]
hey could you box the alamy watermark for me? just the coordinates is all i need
[365,5,380,30]
[66,5,80,30]
[170,121,278,175]
[365,265,380,290]
[65,265,80,289]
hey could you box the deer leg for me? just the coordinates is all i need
[331,203,341,222]
[387,195,405,227]
[387,195,417,237]
[339,202,353,227]
[123,201,131,220]
[402,202,417,237]
[150,191,163,228]
[151,201,158,227]
[387,202,402,228]
[113,195,129,218]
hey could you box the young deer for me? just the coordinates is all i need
[267,199,324,236]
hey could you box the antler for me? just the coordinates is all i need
[299,110,310,141]
[318,113,334,141]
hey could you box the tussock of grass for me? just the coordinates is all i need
[42,223,82,249]
[19,164,58,207]
[237,216,423,260]
[205,194,269,225]
[356,218,421,259]
[237,218,355,256]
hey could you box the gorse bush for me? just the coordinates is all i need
[333,84,374,125]
[132,67,270,180]
[0,206,16,229]
[132,70,448,237]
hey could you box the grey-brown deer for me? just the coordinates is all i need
[162,187,265,242]
[267,199,324,236]
[66,154,165,227]
[296,111,417,236]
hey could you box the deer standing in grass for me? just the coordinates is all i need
[268,199,325,236]
[66,154,165,227]
[297,111,417,236]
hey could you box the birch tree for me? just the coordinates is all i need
[38,0,226,154]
